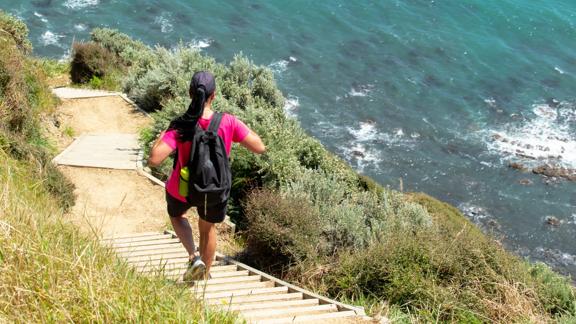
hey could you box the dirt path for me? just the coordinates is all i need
[52,95,236,250]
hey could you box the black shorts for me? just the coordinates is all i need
[165,191,227,224]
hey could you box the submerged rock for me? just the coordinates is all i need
[509,162,528,172]
[533,165,576,182]
[544,215,561,226]
[518,178,533,185]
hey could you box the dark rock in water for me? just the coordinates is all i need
[492,134,503,141]
[351,150,365,158]
[546,98,560,108]
[541,78,560,88]
[487,219,501,231]
[533,165,576,182]
[32,0,52,7]
[509,162,528,172]
[545,215,561,226]
[518,178,533,185]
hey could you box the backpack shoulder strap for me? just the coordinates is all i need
[207,112,223,133]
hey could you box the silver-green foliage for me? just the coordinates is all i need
[93,29,433,256]
[283,169,431,251]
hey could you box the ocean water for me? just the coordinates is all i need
[3,1,575,276]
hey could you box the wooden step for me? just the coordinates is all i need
[227,298,319,312]
[102,232,165,241]
[144,264,237,276]
[192,280,274,293]
[126,252,189,264]
[256,310,357,324]
[135,259,224,272]
[243,304,337,321]
[104,234,172,244]
[117,243,184,255]
[199,286,288,300]
[129,256,189,267]
[192,275,262,286]
[120,246,187,258]
[165,269,249,281]
[207,292,304,306]
[208,270,249,279]
[112,238,180,249]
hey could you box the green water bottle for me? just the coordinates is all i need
[179,167,189,197]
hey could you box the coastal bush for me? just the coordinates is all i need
[91,28,154,68]
[70,42,116,84]
[244,189,324,265]
[93,29,576,323]
[0,11,32,54]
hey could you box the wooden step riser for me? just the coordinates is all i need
[115,243,183,254]
[227,298,319,311]
[102,232,167,241]
[142,264,237,275]
[119,246,187,258]
[126,251,189,262]
[199,286,289,300]
[104,234,173,244]
[255,310,357,324]
[243,304,337,320]
[193,281,274,293]
[193,275,262,286]
[207,292,304,306]
[128,256,190,267]
[112,238,181,248]
[134,260,224,271]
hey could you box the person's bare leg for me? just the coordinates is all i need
[170,215,197,260]
[198,218,217,274]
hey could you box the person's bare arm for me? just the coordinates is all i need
[240,130,265,154]
[148,131,175,167]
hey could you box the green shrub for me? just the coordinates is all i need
[70,42,115,84]
[91,28,154,68]
[0,10,32,54]
[244,189,324,266]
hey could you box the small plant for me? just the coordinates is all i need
[63,125,75,137]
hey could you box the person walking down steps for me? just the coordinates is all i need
[148,71,265,282]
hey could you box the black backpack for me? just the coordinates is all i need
[183,112,231,208]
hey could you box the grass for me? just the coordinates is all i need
[0,150,238,322]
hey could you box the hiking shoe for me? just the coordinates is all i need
[183,256,206,282]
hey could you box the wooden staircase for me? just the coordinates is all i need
[103,231,366,323]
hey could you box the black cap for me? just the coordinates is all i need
[190,71,216,96]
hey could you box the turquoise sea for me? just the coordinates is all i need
[3,1,575,276]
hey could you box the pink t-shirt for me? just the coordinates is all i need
[162,113,250,202]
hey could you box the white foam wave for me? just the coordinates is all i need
[343,122,420,172]
[348,88,369,97]
[341,142,382,172]
[554,66,566,75]
[283,95,299,118]
[40,31,64,46]
[154,13,174,33]
[34,11,48,23]
[64,0,99,10]
[190,39,211,49]
[486,102,576,169]
[74,24,87,31]
[348,121,378,141]
[268,60,289,74]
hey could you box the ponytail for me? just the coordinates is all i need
[168,71,215,141]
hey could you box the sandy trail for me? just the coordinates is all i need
[53,95,235,247]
